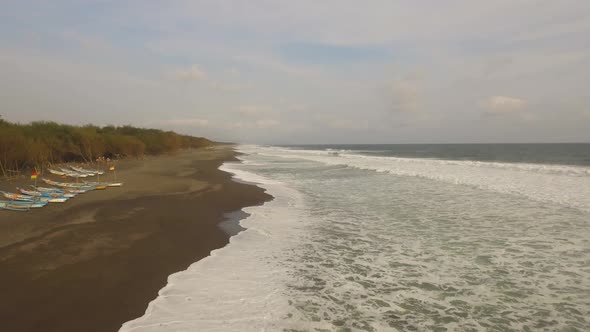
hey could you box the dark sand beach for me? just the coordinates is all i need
[0,145,271,332]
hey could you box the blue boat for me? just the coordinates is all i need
[0,200,32,211]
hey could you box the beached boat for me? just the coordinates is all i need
[0,200,31,211]
[32,186,85,195]
[17,187,76,198]
[1,191,37,202]
[83,181,123,187]
[58,167,91,178]
[49,167,93,178]
[42,178,94,190]
[1,190,68,203]
[47,168,70,176]
[8,200,48,208]
[39,196,69,203]
[70,165,104,175]
[0,191,68,203]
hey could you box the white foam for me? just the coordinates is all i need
[246,145,590,212]
[119,145,590,331]
[119,160,305,332]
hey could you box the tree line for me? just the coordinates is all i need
[0,117,213,177]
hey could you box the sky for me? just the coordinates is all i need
[1,0,589,144]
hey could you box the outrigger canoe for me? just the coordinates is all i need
[48,168,93,178]
[1,191,68,203]
[32,186,87,195]
[70,165,104,175]
[59,167,93,178]
[83,181,123,187]
[8,200,48,208]
[42,178,94,190]
[17,187,76,198]
[0,200,31,211]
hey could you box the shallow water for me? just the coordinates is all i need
[121,145,590,332]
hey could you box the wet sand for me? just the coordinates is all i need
[0,145,272,332]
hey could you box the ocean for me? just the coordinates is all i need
[121,144,590,332]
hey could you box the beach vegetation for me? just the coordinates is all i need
[0,118,212,177]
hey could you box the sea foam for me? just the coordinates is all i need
[119,161,304,332]
[248,145,590,212]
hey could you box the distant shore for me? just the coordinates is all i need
[0,145,272,332]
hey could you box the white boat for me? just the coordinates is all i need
[83,181,123,187]
[59,167,90,178]
[32,186,83,195]
[17,187,75,199]
[70,165,104,175]
[1,190,68,203]
[42,178,94,190]
[0,201,32,211]
[48,168,69,176]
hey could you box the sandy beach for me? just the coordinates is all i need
[0,145,271,332]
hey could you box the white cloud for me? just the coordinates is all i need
[236,105,269,116]
[162,118,210,127]
[256,119,280,128]
[481,96,528,114]
[3,1,590,143]
[326,119,369,130]
[175,65,206,81]
[390,79,419,113]
[209,81,246,92]
[234,55,316,77]
[62,31,114,53]
[227,119,280,129]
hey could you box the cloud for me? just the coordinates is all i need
[236,105,270,116]
[326,119,369,130]
[482,56,513,77]
[3,1,590,143]
[481,96,528,114]
[286,104,309,113]
[234,55,316,77]
[209,81,246,92]
[62,31,114,53]
[390,79,419,113]
[163,118,210,127]
[255,119,280,128]
[175,65,206,81]
[279,42,392,64]
[228,119,280,129]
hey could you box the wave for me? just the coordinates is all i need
[119,161,305,332]
[245,145,590,212]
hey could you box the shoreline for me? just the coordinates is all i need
[0,145,272,332]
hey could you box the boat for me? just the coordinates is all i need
[1,191,68,203]
[1,191,36,202]
[83,181,123,187]
[48,167,92,178]
[8,200,48,208]
[70,165,104,175]
[58,167,91,178]
[32,186,85,195]
[17,187,76,198]
[47,168,70,176]
[16,187,43,197]
[0,201,31,211]
[42,178,94,190]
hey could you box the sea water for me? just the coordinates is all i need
[121,144,590,331]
